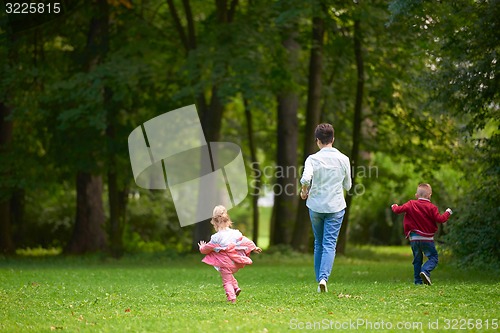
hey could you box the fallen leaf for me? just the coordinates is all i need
[125,308,131,312]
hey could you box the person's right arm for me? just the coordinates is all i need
[343,157,352,191]
[391,202,408,214]
[300,157,313,200]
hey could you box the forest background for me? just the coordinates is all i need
[0,0,498,269]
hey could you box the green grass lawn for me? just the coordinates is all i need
[0,246,499,332]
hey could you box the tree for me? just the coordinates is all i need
[389,0,500,267]
[0,103,14,254]
[243,99,262,244]
[292,9,325,251]
[166,0,240,249]
[65,0,110,254]
[337,14,364,255]
[270,2,303,245]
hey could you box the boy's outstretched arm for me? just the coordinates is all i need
[433,206,453,223]
[391,203,406,214]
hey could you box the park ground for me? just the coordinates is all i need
[0,245,499,332]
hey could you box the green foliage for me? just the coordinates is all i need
[15,246,62,256]
[17,184,75,249]
[1,0,497,265]
[123,232,167,253]
[388,0,500,269]
[348,155,406,246]
[350,152,464,246]
[388,0,500,131]
[125,188,192,253]
[444,133,500,269]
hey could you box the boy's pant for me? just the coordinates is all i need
[411,241,438,284]
[219,267,239,301]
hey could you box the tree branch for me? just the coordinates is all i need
[228,0,238,22]
[182,0,196,49]
[166,0,189,52]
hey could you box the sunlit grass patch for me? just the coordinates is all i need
[15,246,62,256]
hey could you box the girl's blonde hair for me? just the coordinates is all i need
[211,205,233,231]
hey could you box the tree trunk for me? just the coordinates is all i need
[108,170,127,257]
[292,15,325,252]
[337,18,364,255]
[66,0,109,254]
[66,172,107,254]
[244,99,262,244]
[168,1,237,249]
[166,1,235,250]
[11,189,25,247]
[271,29,300,245]
[105,83,128,258]
[0,103,14,254]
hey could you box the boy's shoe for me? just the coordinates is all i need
[318,279,328,293]
[235,288,241,297]
[419,272,432,285]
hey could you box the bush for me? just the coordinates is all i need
[125,189,192,253]
[444,134,500,270]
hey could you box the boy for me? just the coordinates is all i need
[391,183,452,285]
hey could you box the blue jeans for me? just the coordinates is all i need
[411,241,438,284]
[309,209,345,282]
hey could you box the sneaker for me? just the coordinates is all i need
[419,272,432,285]
[235,288,241,297]
[318,279,328,293]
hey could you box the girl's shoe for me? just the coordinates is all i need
[235,288,241,297]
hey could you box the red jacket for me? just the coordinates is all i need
[392,198,450,238]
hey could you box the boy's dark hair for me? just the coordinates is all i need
[315,123,334,144]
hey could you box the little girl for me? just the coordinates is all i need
[198,205,262,303]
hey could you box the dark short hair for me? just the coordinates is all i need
[315,123,334,144]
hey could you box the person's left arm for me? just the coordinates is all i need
[198,234,224,254]
[237,236,262,254]
[431,205,452,223]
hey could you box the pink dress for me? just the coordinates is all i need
[199,228,258,302]
[199,228,257,270]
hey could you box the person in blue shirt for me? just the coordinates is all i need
[300,123,352,293]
